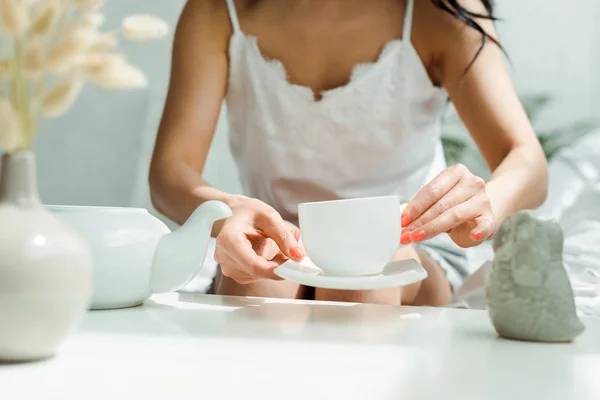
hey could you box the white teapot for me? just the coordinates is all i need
[49,201,231,309]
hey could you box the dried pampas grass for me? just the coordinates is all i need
[22,40,46,78]
[77,51,123,75]
[73,0,106,12]
[0,98,23,152]
[46,27,98,72]
[0,0,168,153]
[121,14,169,41]
[0,0,30,37]
[0,58,9,77]
[42,77,83,117]
[86,59,147,89]
[30,0,59,38]
[77,12,104,29]
[90,32,117,51]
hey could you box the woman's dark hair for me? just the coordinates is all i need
[430,0,504,75]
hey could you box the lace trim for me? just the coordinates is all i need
[243,33,403,103]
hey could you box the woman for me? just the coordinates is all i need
[149,0,547,306]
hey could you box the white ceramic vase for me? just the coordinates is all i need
[0,152,93,361]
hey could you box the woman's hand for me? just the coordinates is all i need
[400,164,496,248]
[214,197,305,284]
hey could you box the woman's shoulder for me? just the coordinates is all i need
[413,0,497,51]
[175,0,238,52]
[411,0,498,83]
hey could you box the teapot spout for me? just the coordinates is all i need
[150,200,232,294]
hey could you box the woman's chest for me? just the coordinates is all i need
[236,0,410,100]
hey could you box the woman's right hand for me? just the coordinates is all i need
[214,197,305,284]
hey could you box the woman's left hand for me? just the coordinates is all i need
[400,164,496,248]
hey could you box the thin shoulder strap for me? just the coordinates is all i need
[225,0,242,34]
[402,0,414,42]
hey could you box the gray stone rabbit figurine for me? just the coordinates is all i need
[486,211,585,342]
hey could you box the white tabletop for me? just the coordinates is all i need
[1,293,599,400]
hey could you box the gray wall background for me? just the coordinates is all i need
[31,0,600,226]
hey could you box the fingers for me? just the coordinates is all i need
[215,229,283,282]
[407,195,486,243]
[402,173,484,233]
[214,203,301,284]
[253,237,281,261]
[256,210,305,261]
[400,165,493,247]
[214,251,264,285]
[270,251,290,267]
[470,215,496,242]
[401,164,465,227]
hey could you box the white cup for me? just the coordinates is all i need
[298,196,405,276]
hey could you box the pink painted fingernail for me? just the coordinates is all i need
[411,230,426,242]
[472,231,483,241]
[290,245,304,259]
[401,215,412,228]
[401,231,411,245]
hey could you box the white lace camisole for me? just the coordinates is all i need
[224,0,449,225]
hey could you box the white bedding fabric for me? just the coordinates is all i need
[182,132,600,318]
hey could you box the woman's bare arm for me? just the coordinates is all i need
[427,0,548,226]
[400,1,548,247]
[149,0,238,228]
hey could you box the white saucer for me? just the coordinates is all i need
[273,258,428,290]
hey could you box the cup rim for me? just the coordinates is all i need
[46,205,148,213]
[299,195,400,208]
